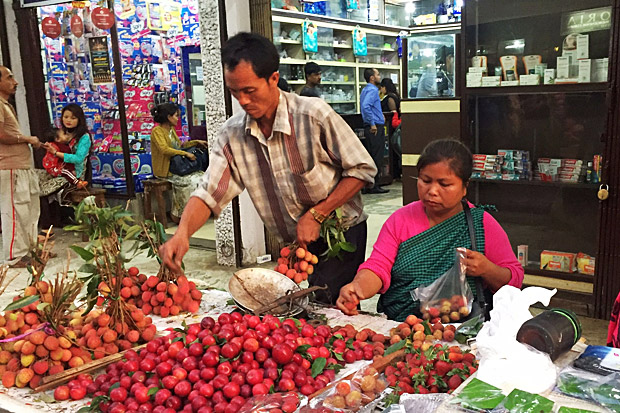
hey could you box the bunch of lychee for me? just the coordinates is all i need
[274,246,319,284]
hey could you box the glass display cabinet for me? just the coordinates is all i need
[405,29,458,98]
[462,0,614,316]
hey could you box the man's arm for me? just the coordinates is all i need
[297,177,365,246]
[0,121,39,146]
[159,197,212,274]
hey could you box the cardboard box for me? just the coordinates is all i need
[540,250,576,273]
[520,74,540,86]
[593,58,609,82]
[466,72,483,87]
[501,80,520,87]
[579,59,593,83]
[576,34,589,59]
[544,69,556,85]
[557,56,571,79]
[576,253,595,275]
[482,76,501,87]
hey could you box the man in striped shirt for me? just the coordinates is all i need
[161,33,377,304]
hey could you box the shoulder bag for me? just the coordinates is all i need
[462,199,493,321]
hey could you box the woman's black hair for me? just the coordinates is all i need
[380,78,398,96]
[221,32,279,81]
[151,103,179,125]
[417,139,472,183]
[61,103,89,140]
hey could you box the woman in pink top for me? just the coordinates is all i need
[337,139,524,321]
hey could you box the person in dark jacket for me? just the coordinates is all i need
[300,62,321,98]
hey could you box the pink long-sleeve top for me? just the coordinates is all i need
[359,201,524,294]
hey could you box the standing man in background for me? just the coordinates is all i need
[360,68,388,194]
[0,66,41,268]
[300,62,322,98]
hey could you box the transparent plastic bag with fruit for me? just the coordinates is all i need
[307,371,388,413]
[238,391,306,413]
[410,248,474,324]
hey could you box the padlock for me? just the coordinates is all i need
[598,184,609,201]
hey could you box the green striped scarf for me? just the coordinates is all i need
[378,207,486,322]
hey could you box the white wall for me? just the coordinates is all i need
[224,0,267,264]
[3,0,31,135]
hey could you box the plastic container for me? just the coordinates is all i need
[516,308,582,361]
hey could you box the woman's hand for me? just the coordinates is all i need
[185,152,196,161]
[42,142,57,154]
[195,141,208,148]
[336,282,363,315]
[463,249,494,277]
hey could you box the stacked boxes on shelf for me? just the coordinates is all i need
[533,155,602,183]
[471,149,531,180]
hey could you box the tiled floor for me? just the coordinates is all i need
[0,180,610,346]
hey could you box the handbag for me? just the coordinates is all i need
[169,146,207,176]
[462,199,493,321]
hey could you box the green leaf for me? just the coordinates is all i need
[296,344,311,354]
[346,338,355,350]
[384,338,407,355]
[147,387,159,397]
[325,363,344,374]
[78,263,98,274]
[70,245,95,261]
[4,295,39,311]
[339,242,356,252]
[311,357,327,378]
[422,321,433,336]
[108,382,120,392]
[334,352,344,361]
[36,302,50,312]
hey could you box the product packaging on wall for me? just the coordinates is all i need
[39,0,200,193]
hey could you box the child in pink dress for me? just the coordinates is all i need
[42,128,87,189]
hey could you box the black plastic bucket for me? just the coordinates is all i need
[516,308,582,361]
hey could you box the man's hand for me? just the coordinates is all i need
[370,125,377,135]
[42,142,56,154]
[25,136,41,149]
[296,211,321,249]
[159,233,190,275]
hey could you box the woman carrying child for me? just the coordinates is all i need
[37,103,92,197]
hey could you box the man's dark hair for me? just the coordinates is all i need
[304,62,321,76]
[417,139,473,183]
[364,68,377,83]
[221,32,279,81]
[277,77,291,92]
[150,102,179,125]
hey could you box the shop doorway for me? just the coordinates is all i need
[161,46,216,249]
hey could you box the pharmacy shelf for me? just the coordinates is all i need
[277,39,301,45]
[465,82,608,96]
[322,81,356,85]
[367,46,396,52]
[470,178,598,189]
[357,62,401,69]
[524,265,594,283]
[318,43,352,49]
[281,58,357,68]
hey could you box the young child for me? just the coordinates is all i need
[42,128,88,189]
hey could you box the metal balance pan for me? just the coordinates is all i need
[227,268,309,317]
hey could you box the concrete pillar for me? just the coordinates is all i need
[197,0,266,266]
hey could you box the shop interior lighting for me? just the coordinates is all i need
[505,40,525,50]
[405,1,415,14]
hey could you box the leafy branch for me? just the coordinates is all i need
[319,208,356,260]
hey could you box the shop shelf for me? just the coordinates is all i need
[524,265,594,284]
[325,100,357,104]
[321,81,356,85]
[357,62,400,69]
[278,39,301,45]
[318,43,352,49]
[470,178,598,190]
[465,82,608,96]
[367,46,397,52]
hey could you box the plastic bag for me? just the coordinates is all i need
[238,392,304,413]
[393,393,450,412]
[496,388,554,413]
[304,366,389,412]
[449,378,506,412]
[557,367,620,412]
[574,345,620,376]
[411,248,474,323]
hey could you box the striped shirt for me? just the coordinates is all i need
[192,91,377,242]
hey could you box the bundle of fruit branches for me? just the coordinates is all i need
[66,198,154,343]
[0,272,93,390]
